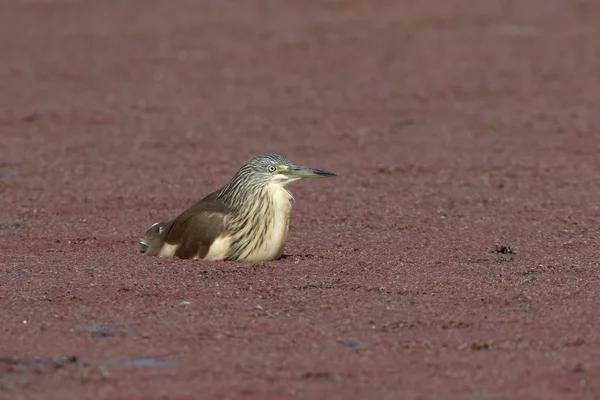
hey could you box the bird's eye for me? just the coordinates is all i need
[267,165,277,173]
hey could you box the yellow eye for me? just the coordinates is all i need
[267,165,277,173]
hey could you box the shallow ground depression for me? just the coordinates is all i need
[1,0,600,399]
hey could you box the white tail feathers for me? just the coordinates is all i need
[139,222,163,253]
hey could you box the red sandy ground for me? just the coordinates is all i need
[1,1,600,399]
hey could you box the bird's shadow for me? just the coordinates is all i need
[279,253,322,260]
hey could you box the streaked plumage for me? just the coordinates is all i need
[140,154,336,261]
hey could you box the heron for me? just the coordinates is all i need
[140,154,336,261]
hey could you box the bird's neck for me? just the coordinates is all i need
[228,183,293,216]
[217,176,260,211]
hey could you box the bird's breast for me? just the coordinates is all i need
[242,185,292,261]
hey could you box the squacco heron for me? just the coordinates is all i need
[140,154,336,261]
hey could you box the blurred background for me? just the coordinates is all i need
[1,1,600,398]
[3,0,598,229]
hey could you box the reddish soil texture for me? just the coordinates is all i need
[2,1,600,399]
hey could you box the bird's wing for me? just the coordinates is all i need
[145,189,232,259]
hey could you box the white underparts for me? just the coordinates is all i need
[158,243,178,258]
[199,235,231,261]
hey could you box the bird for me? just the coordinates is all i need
[139,154,336,261]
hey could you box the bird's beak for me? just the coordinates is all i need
[285,165,336,178]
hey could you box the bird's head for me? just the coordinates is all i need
[218,154,336,209]
[242,154,336,187]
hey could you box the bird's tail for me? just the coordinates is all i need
[139,222,164,253]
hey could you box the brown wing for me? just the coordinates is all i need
[145,189,232,259]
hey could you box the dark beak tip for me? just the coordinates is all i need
[316,170,336,177]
